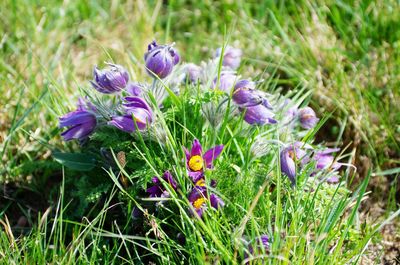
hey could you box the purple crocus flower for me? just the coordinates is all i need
[298,107,319,129]
[126,82,143,97]
[232,80,273,109]
[188,185,224,218]
[280,142,309,185]
[242,105,277,125]
[59,99,97,141]
[215,46,242,69]
[146,171,178,198]
[184,63,202,83]
[313,148,341,170]
[144,40,179,79]
[108,97,153,133]
[183,139,224,182]
[212,72,237,93]
[91,63,129,94]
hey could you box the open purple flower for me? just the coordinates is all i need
[215,46,242,69]
[144,40,179,79]
[233,80,273,109]
[280,142,309,185]
[242,105,277,125]
[146,171,178,198]
[212,72,237,93]
[108,97,153,133]
[183,139,224,182]
[312,148,346,184]
[91,63,129,94]
[188,185,224,218]
[298,107,319,129]
[59,99,97,141]
[126,82,143,97]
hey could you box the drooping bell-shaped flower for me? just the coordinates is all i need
[59,99,97,141]
[280,142,309,185]
[212,72,237,93]
[298,107,319,129]
[242,105,277,125]
[244,235,270,261]
[108,97,153,133]
[91,63,129,94]
[184,63,202,83]
[215,46,242,69]
[232,80,273,109]
[126,82,143,97]
[144,40,180,79]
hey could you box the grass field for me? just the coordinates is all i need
[1,0,399,264]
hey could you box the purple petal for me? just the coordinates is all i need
[190,139,203,157]
[210,193,225,209]
[203,145,224,168]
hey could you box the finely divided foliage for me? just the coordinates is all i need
[48,40,372,264]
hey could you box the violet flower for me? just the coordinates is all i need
[146,171,178,198]
[188,185,224,218]
[91,63,129,94]
[232,80,273,109]
[215,46,242,69]
[184,63,202,83]
[298,107,319,129]
[108,97,153,133]
[59,99,97,141]
[126,82,143,97]
[242,105,277,125]
[280,142,309,185]
[183,139,224,182]
[312,148,344,184]
[144,40,179,79]
[212,72,237,93]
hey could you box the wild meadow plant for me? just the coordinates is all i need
[53,40,376,264]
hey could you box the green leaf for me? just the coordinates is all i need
[53,152,96,171]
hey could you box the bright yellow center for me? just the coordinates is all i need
[189,155,203,171]
[193,198,207,209]
[195,179,206,187]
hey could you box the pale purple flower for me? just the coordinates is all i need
[126,82,143,97]
[144,40,179,79]
[212,72,237,93]
[242,105,277,125]
[215,46,242,69]
[91,63,129,94]
[184,63,202,83]
[280,142,309,185]
[233,80,273,109]
[298,107,319,129]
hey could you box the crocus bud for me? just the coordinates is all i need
[59,100,97,141]
[280,142,308,185]
[108,97,153,133]
[91,63,129,94]
[144,41,179,79]
[212,72,237,93]
[233,80,273,109]
[215,46,242,69]
[126,82,143,97]
[184,63,202,83]
[298,107,319,129]
[242,105,277,125]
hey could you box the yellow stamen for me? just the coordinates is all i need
[195,179,206,187]
[193,198,207,209]
[288,150,295,159]
[189,155,203,171]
